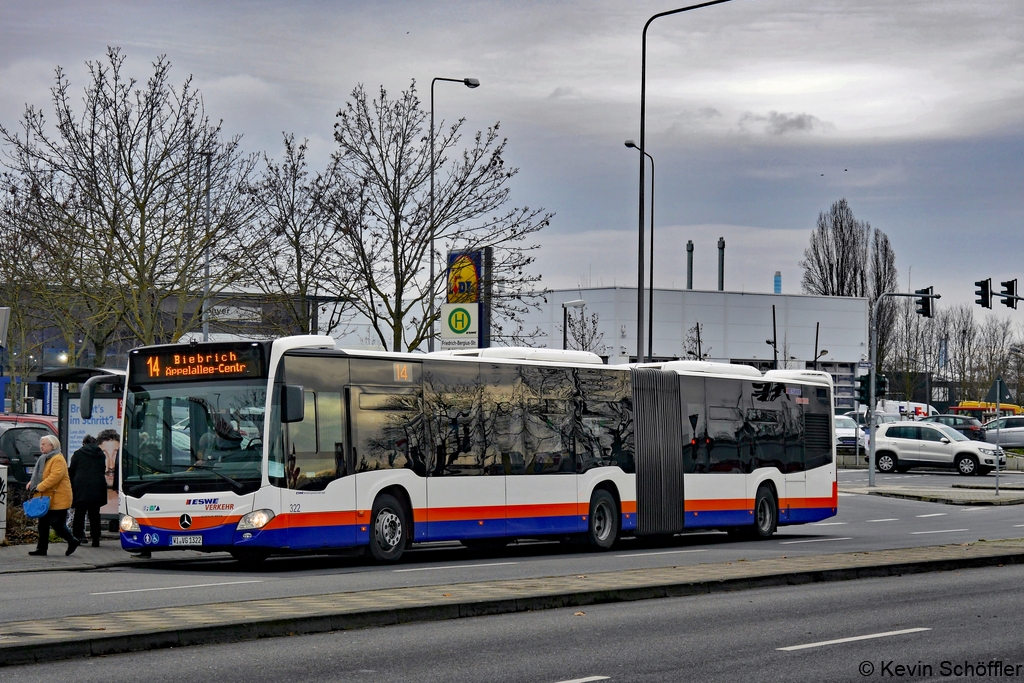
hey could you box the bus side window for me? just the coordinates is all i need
[705,378,743,474]
[352,387,423,474]
[285,391,319,489]
[680,376,706,474]
[520,366,574,475]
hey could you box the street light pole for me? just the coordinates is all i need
[200,150,213,342]
[429,77,480,353]
[625,140,655,362]
[636,0,735,363]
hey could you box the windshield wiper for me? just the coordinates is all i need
[187,464,248,494]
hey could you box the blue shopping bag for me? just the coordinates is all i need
[22,496,51,519]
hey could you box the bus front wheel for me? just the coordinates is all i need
[587,489,619,550]
[368,493,408,563]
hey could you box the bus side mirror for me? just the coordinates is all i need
[80,373,123,420]
[281,385,305,423]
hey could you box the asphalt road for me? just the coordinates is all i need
[3,470,1024,624]
[5,563,1024,682]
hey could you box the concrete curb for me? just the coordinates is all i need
[4,544,1024,667]
[867,491,1024,505]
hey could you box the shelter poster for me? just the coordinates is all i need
[67,397,122,515]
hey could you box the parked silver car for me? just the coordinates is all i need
[873,422,1005,475]
[982,416,1024,449]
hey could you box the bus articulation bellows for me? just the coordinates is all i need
[112,336,838,563]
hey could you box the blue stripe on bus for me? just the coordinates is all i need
[780,507,836,525]
[683,510,752,528]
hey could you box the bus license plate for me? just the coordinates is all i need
[170,535,203,546]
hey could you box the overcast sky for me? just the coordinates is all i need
[2,0,1021,310]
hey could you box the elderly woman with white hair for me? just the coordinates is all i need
[27,434,79,556]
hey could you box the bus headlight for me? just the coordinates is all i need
[237,509,275,530]
[120,515,141,533]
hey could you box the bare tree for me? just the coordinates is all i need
[565,308,605,354]
[800,198,899,373]
[947,305,979,401]
[333,81,551,352]
[0,48,256,347]
[800,199,869,297]
[977,315,1015,395]
[237,134,357,336]
[869,230,899,372]
[682,322,710,360]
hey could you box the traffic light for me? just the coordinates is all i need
[975,278,992,309]
[877,375,889,400]
[855,376,870,404]
[1000,279,1018,310]
[914,287,934,318]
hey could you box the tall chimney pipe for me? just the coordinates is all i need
[686,240,694,290]
[717,237,725,291]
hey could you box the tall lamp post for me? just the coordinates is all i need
[814,349,828,372]
[635,0,735,363]
[199,150,213,342]
[625,140,655,362]
[428,77,480,353]
[562,300,587,350]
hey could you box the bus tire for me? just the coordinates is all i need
[369,493,408,562]
[752,486,777,539]
[587,489,619,550]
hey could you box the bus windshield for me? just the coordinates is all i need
[122,380,266,496]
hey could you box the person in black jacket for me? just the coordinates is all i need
[69,434,108,547]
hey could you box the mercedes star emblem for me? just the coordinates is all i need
[179,514,193,530]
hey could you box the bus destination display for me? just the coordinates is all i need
[131,345,265,383]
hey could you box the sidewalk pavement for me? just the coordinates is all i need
[839,482,1024,505]
[3,538,1024,667]
[0,536,216,574]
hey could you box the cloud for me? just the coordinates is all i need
[547,86,578,100]
[739,110,828,136]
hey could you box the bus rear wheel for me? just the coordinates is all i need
[368,493,408,562]
[752,486,778,539]
[587,489,619,550]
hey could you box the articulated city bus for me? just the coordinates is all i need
[105,336,837,563]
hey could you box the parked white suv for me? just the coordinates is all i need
[874,422,1005,475]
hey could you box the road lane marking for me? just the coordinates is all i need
[911,529,968,535]
[867,518,899,522]
[916,513,947,518]
[961,507,987,511]
[779,537,853,545]
[615,549,708,558]
[393,562,518,573]
[553,677,610,683]
[1013,524,1024,528]
[91,580,264,596]
[811,522,847,526]
[777,627,931,652]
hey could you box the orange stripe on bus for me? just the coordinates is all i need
[280,511,359,527]
[685,498,753,512]
[781,497,837,509]
[423,505,507,522]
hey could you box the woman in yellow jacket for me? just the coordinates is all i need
[27,435,79,556]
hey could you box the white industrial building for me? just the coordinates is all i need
[527,287,869,412]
